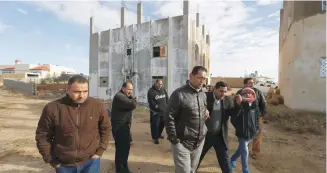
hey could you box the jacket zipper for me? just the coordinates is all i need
[196,95,201,147]
[76,104,80,159]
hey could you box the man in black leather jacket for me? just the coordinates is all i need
[164,66,209,173]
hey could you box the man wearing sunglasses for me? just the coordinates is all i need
[196,81,234,173]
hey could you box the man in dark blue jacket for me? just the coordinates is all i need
[147,79,168,144]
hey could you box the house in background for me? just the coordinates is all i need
[279,1,326,112]
[0,60,76,81]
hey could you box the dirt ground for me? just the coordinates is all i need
[0,87,325,173]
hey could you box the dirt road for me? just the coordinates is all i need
[0,87,325,173]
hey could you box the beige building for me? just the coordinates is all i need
[279,1,326,112]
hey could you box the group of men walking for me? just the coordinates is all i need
[35,65,266,173]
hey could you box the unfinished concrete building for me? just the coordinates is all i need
[279,1,326,112]
[89,0,211,102]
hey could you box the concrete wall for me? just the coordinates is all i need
[211,77,244,88]
[3,79,35,95]
[14,64,38,73]
[279,2,326,112]
[0,73,26,84]
[89,13,210,102]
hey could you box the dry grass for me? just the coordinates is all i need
[265,104,326,135]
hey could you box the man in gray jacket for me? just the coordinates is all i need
[164,66,209,173]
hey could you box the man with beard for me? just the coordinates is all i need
[35,75,111,173]
[147,79,168,144]
[111,81,137,173]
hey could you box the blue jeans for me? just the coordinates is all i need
[55,158,100,173]
[231,138,250,173]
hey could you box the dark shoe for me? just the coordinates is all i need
[118,167,132,173]
[159,135,164,139]
[154,139,159,144]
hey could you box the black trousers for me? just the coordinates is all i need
[197,132,232,173]
[112,123,132,171]
[150,112,164,140]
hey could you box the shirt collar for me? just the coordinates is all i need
[213,92,222,102]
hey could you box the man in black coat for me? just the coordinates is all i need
[111,81,137,173]
[147,79,168,144]
[196,81,234,173]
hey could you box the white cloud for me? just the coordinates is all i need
[155,0,280,80]
[17,8,28,15]
[268,10,280,18]
[256,0,281,6]
[0,22,14,34]
[32,1,138,32]
[36,8,43,12]
[65,43,72,50]
[30,0,280,81]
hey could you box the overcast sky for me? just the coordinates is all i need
[0,0,282,81]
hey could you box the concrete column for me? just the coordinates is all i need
[121,7,126,28]
[137,2,142,24]
[183,0,189,15]
[90,17,93,34]
[196,13,199,27]
[167,17,173,96]
[202,25,205,38]
[206,35,210,45]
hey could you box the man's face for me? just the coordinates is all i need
[189,71,207,89]
[122,83,133,97]
[243,92,255,99]
[245,79,254,88]
[67,82,88,103]
[208,86,214,92]
[156,80,163,89]
[214,86,227,99]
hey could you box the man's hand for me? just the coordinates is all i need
[205,109,210,120]
[235,94,242,105]
[55,164,61,168]
[91,154,100,159]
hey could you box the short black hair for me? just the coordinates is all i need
[244,77,254,84]
[191,66,207,75]
[214,81,227,89]
[68,75,88,86]
[122,81,133,88]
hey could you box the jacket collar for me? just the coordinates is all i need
[62,94,90,107]
[186,80,202,93]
